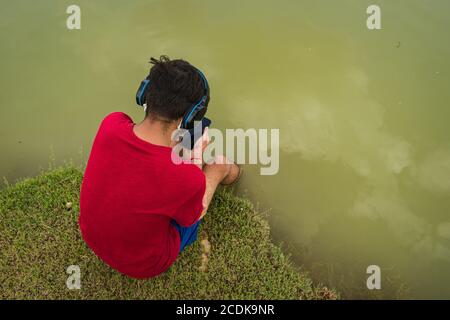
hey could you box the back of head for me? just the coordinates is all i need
[144,55,209,122]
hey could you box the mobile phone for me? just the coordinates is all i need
[179,117,211,149]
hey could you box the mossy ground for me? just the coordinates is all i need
[0,166,337,299]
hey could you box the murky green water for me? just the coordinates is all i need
[1,0,450,298]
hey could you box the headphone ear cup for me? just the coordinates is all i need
[136,79,150,106]
[182,103,207,129]
[194,106,207,122]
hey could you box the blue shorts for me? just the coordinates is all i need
[171,219,201,253]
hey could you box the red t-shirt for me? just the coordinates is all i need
[79,112,206,279]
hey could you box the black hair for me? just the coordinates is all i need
[143,55,208,121]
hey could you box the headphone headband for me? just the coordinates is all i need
[182,69,209,128]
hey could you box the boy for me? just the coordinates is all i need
[79,56,240,278]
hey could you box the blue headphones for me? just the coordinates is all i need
[136,69,210,129]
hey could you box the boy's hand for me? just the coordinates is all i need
[191,127,210,165]
[179,127,209,167]
[194,127,210,152]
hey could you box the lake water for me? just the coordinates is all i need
[1,0,450,299]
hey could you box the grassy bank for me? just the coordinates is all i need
[0,166,337,299]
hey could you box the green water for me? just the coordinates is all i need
[1,0,450,298]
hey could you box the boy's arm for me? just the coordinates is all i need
[199,155,234,219]
[199,166,222,219]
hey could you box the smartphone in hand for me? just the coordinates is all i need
[179,117,211,149]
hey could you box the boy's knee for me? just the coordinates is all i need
[204,156,231,179]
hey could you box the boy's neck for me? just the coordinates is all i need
[133,116,179,148]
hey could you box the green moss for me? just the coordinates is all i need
[0,166,337,300]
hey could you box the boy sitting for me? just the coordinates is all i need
[79,56,240,278]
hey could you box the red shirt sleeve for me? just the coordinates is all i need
[171,165,206,227]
